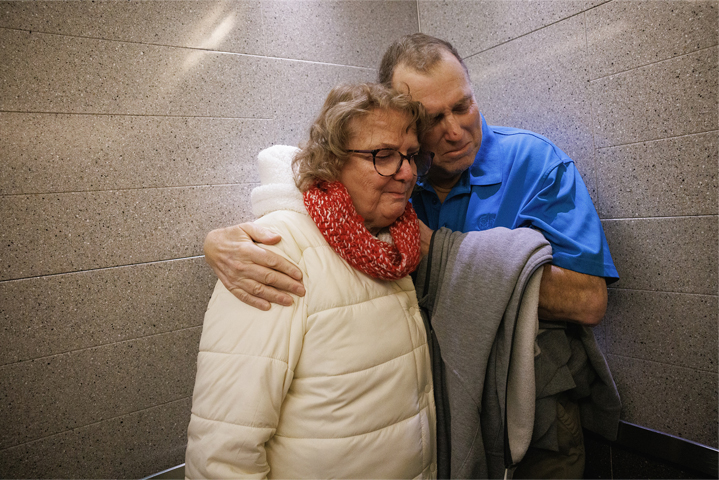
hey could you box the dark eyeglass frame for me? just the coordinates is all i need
[346,148,434,177]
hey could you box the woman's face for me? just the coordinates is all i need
[339,109,419,234]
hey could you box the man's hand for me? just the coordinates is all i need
[203,223,306,311]
[418,220,433,257]
[538,265,608,326]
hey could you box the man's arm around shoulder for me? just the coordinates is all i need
[204,222,306,311]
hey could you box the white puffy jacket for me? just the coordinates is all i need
[185,146,436,479]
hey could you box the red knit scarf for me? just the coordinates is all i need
[303,181,421,280]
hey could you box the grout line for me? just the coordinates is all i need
[0,395,192,452]
[461,3,607,61]
[607,287,718,298]
[0,255,207,284]
[589,43,719,83]
[0,110,274,120]
[607,352,717,375]
[416,0,422,33]
[0,26,375,70]
[0,182,255,197]
[0,325,203,369]
[595,129,719,150]
[601,214,718,221]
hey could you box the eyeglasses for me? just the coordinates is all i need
[346,148,434,177]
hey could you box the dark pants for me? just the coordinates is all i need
[513,396,586,479]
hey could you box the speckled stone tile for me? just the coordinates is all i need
[0,0,265,55]
[605,289,718,371]
[0,258,215,366]
[465,14,597,197]
[269,59,376,146]
[607,354,718,448]
[262,0,418,68]
[0,328,199,450]
[418,0,606,55]
[596,132,718,218]
[586,0,719,80]
[602,216,718,295]
[0,113,272,195]
[0,397,190,479]
[0,184,255,281]
[0,29,272,116]
[592,47,718,148]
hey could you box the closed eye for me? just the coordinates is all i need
[453,96,473,114]
[429,113,444,127]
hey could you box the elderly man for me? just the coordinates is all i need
[204,34,618,477]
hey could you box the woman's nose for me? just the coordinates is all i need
[394,155,417,181]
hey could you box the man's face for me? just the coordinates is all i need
[392,54,482,186]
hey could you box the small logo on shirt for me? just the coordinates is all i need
[478,214,496,230]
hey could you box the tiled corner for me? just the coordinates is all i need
[595,132,718,218]
[0,184,255,281]
[608,354,718,448]
[262,0,418,68]
[0,29,273,116]
[0,397,191,479]
[0,0,265,54]
[269,59,376,146]
[602,216,718,295]
[0,328,200,450]
[592,47,718,148]
[0,258,215,366]
[0,113,272,195]
[586,0,719,79]
[466,14,596,185]
[418,0,606,55]
[605,289,718,371]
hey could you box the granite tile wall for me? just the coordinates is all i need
[2,0,715,478]
[0,1,415,477]
[420,0,718,452]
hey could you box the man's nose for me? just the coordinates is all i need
[443,115,463,141]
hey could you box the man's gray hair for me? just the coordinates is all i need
[378,33,468,86]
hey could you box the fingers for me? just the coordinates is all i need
[215,242,305,308]
[238,222,282,245]
[227,285,273,311]
[230,254,306,297]
[222,267,303,310]
[255,243,304,282]
[230,276,297,309]
[418,219,434,257]
[203,222,305,309]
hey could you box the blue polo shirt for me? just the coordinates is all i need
[412,115,618,282]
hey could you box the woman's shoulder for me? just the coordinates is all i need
[254,210,327,262]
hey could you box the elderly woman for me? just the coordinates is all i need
[185,83,437,479]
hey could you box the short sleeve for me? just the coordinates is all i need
[517,162,618,282]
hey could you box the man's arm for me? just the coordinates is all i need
[538,264,608,326]
[203,223,306,311]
